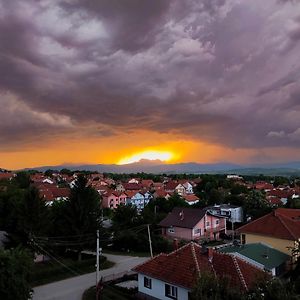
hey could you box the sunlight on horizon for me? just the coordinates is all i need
[117,150,174,165]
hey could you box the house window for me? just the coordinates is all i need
[241,234,246,244]
[206,221,210,227]
[165,284,178,299]
[215,220,219,225]
[194,228,201,235]
[144,276,152,289]
[168,227,175,233]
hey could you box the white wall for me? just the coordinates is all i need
[138,274,190,300]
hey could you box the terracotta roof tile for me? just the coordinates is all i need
[238,208,300,240]
[133,242,266,292]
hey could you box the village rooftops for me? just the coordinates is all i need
[238,208,300,241]
[133,242,267,292]
[218,243,290,272]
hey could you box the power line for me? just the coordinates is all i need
[32,239,80,276]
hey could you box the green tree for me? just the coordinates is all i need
[243,190,271,220]
[190,271,242,300]
[63,175,101,260]
[14,171,30,189]
[5,187,49,247]
[0,247,33,300]
[249,277,299,300]
[112,204,139,229]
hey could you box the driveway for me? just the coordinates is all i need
[33,254,148,300]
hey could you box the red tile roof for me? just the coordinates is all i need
[133,242,266,292]
[238,208,300,240]
[183,194,200,202]
[0,172,15,180]
[164,181,178,191]
[123,183,142,190]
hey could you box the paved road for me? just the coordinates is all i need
[33,254,148,300]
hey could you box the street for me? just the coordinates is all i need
[33,254,148,300]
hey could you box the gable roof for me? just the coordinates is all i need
[133,242,266,292]
[159,207,206,229]
[183,194,200,202]
[238,208,300,240]
[164,181,178,191]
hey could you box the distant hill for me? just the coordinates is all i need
[20,160,300,176]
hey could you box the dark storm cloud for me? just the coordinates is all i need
[60,0,172,52]
[0,0,300,150]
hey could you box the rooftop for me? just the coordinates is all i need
[133,242,267,292]
[238,208,300,241]
[219,243,290,270]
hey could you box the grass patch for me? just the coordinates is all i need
[82,285,136,300]
[31,256,114,287]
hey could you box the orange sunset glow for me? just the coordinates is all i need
[118,150,175,165]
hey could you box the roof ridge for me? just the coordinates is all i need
[191,243,201,275]
[232,256,248,291]
[238,212,272,231]
[166,241,199,257]
[132,253,166,271]
[277,214,297,240]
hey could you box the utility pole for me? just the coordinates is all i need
[96,230,100,289]
[147,224,153,258]
[231,220,235,242]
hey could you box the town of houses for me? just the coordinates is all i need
[1,169,300,299]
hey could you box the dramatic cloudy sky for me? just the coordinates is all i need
[1,0,300,169]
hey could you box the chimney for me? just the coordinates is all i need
[173,238,179,251]
[179,210,184,221]
[208,247,214,262]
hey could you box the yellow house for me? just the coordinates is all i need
[238,208,300,256]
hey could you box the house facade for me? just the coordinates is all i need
[102,191,127,209]
[137,274,189,300]
[126,191,153,210]
[159,207,226,241]
[205,204,243,223]
[238,208,300,256]
[133,242,267,300]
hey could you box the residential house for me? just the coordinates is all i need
[153,182,164,191]
[183,194,200,205]
[133,242,267,300]
[159,207,226,241]
[266,189,292,205]
[115,183,126,192]
[126,191,152,211]
[123,183,143,191]
[0,172,16,181]
[178,180,194,194]
[128,178,140,184]
[153,190,172,200]
[141,180,154,189]
[237,208,300,256]
[164,181,178,193]
[227,175,243,180]
[30,174,55,185]
[205,204,243,223]
[102,190,127,209]
[255,181,273,192]
[37,184,70,205]
[218,242,290,276]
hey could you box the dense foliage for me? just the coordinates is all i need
[0,247,33,300]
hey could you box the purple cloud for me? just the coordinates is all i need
[0,0,300,151]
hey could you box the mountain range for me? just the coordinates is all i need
[18,159,300,176]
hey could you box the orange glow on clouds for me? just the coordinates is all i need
[117,150,174,165]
